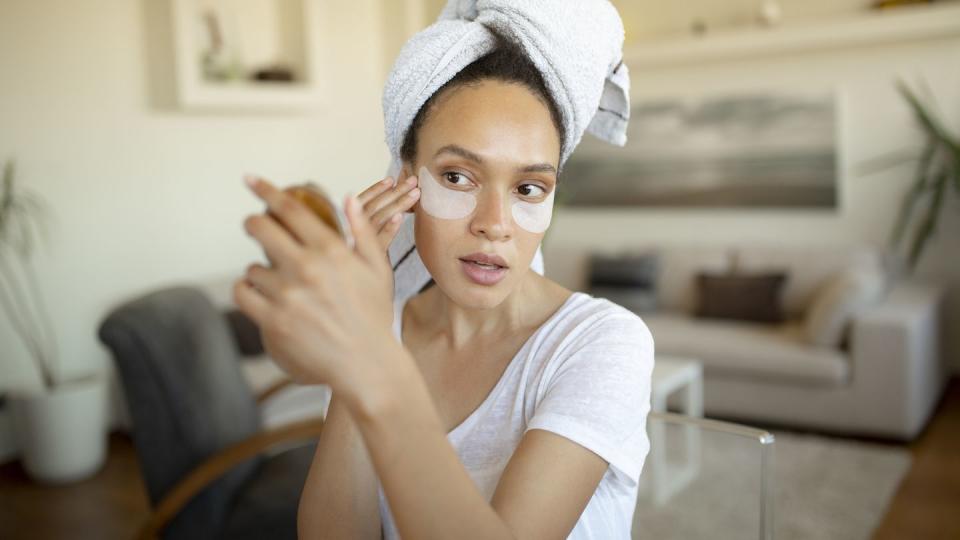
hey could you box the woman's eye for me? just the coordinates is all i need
[442,172,470,186]
[518,184,547,198]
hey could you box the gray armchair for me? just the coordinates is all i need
[97,285,323,540]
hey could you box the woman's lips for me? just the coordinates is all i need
[459,259,508,286]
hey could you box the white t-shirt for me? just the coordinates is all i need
[377,291,655,539]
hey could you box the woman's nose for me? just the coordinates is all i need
[469,190,512,241]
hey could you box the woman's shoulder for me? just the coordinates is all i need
[557,290,651,331]
[544,290,654,351]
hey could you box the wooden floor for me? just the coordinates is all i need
[0,431,150,540]
[2,379,959,539]
[873,377,960,539]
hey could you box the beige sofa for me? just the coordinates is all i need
[632,243,946,441]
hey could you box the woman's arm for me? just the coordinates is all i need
[342,346,609,540]
[298,393,382,539]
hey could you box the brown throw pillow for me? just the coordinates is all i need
[694,271,788,324]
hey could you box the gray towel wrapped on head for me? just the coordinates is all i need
[382,0,632,305]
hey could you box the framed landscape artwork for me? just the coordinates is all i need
[559,89,840,209]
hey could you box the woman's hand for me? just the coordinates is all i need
[234,176,409,392]
[357,174,420,254]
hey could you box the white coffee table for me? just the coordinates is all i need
[644,356,704,505]
[651,356,703,417]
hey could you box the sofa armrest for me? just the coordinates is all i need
[848,280,946,439]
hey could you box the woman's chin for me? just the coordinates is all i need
[439,276,511,310]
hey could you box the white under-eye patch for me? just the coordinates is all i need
[512,188,555,233]
[418,166,477,220]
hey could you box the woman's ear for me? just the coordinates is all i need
[400,162,414,181]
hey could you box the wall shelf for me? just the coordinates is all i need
[623,2,960,69]
[170,0,327,111]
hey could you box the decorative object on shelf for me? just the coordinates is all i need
[0,159,107,484]
[251,64,295,82]
[858,79,960,275]
[758,0,783,27]
[873,0,935,10]
[560,89,839,209]
[199,9,243,82]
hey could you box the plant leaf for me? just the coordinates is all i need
[17,192,52,248]
[897,79,960,153]
[889,137,935,249]
[0,160,14,234]
[854,147,919,177]
[906,170,947,272]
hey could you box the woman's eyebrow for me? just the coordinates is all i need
[433,144,557,174]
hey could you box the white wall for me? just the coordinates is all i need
[0,0,393,459]
[543,32,960,372]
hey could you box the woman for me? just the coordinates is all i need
[237,10,653,540]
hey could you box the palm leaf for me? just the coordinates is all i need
[907,171,947,272]
[0,159,59,389]
[897,79,959,151]
[889,137,935,249]
[855,147,920,177]
[0,161,14,236]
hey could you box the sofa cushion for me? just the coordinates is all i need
[642,313,849,386]
[694,271,788,323]
[735,244,883,318]
[804,266,886,348]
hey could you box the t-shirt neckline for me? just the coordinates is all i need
[397,290,586,438]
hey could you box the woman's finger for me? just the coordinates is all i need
[246,213,316,280]
[376,213,405,252]
[245,175,343,254]
[370,185,420,229]
[363,174,418,218]
[345,194,387,270]
[244,262,283,302]
[357,176,393,205]
[232,277,271,328]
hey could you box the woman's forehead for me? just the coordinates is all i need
[420,81,560,170]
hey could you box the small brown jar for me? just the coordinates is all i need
[271,182,355,250]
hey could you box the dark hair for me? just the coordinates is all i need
[399,38,565,172]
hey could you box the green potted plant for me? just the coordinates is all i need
[860,79,960,276]
[1,159,107,484]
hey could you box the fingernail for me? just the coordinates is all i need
[244,175,259,189]
[381,177,392,186]
[408,188,421,199]
[406,176,417,186]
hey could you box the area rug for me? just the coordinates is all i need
[632,428,912,539]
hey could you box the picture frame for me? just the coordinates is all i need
[560,86,842,211]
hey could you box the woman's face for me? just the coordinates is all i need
[404,79,561,309]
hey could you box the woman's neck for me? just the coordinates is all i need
[416,271,562,351]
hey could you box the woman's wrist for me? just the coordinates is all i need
[334,336,426,428]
